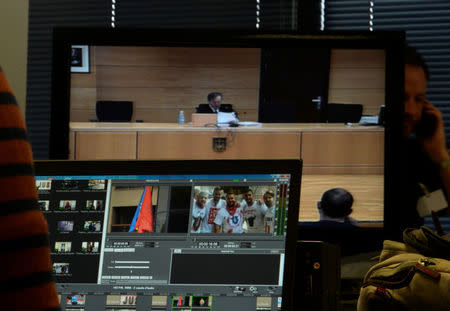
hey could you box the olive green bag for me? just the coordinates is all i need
[357,227,450,311]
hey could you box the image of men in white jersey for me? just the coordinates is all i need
[262,190,276,234]
[214,192,244,234]
[191,192,209,233]
[205,187,226,233]
[240,188,267,233]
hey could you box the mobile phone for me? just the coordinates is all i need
[415,111,437,139]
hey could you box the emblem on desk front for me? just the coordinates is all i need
[212,137,227,152]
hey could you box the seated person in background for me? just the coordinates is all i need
[196,92,223,113]
[317,188,358,227]
[214,192,244,233]
[196,92,234,114]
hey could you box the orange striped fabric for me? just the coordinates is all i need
[0,67,60,310]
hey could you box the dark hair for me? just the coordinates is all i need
[207,92,222,102]
[319,188,353,218]
[213,187,223,192]
[264,190,274,198]
[405,45,430,81]
[244,188,253,194]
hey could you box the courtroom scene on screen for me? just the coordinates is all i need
[69,46,386,125]
[190,185,277,234]
[71,45,386,230]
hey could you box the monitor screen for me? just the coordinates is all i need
[35,159,301,311]
[51,29,405,246]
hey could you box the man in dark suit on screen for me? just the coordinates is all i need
[196,92,234,113]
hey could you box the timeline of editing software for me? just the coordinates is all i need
[37,174,290,311]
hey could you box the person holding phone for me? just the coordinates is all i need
[402,46,450,234]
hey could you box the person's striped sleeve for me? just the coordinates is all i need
[0,67,60,310]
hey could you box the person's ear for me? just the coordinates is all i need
[317,201,321,209]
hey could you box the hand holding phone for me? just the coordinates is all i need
[415,109,437,139]
[414,99,448,164]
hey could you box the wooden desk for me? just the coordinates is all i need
[70,122,384,174]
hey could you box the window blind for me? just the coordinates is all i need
[325,0,370,30]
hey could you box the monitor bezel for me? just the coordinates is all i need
[35,159,302,310]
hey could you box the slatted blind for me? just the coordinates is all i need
[325,0,450,139]
[115,0,255,29]
[26,0,298,159]
[325,0,370,30]
[260,0,298,30]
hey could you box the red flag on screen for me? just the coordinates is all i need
[135,186,154,233]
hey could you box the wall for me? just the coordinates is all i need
[71,47,385,122]
[0,0,29,114]
[71,46,260,123]
[328,49,386,116]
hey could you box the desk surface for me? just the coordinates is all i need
[70,122,384,132]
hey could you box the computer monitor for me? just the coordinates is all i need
[50,28,405,249]
[35,159,301,311]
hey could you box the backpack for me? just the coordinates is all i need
[357,227,450,311]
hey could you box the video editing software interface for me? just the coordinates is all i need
[37,172,292,311]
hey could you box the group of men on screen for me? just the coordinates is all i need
[191,187,275,234]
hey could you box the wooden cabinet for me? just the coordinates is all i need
[75,132,137,160]
[138,132,301,160]
[70,123,384,173]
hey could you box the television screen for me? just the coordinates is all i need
[51,29,405,246]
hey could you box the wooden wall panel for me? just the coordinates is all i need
[75,132,137,160]
[95,87,259,122]
[95,67,259,89]
[70,47,385,123]
[70,46,97,121]
[330,50,385,68]
[328,89,385,116]
[301,132,384,166]
[71,110,97,122]
[95,47,260,67]
[138,132,301,160]
[70,46,260,123]
[96,87,259,109]
[70,88,97,110]
[329,68,385,89]
[328,49,385,115]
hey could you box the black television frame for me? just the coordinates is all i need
[51,28,405,243]
[35,159,302,311]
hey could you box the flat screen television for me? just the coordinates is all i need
[51,29,405,251]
